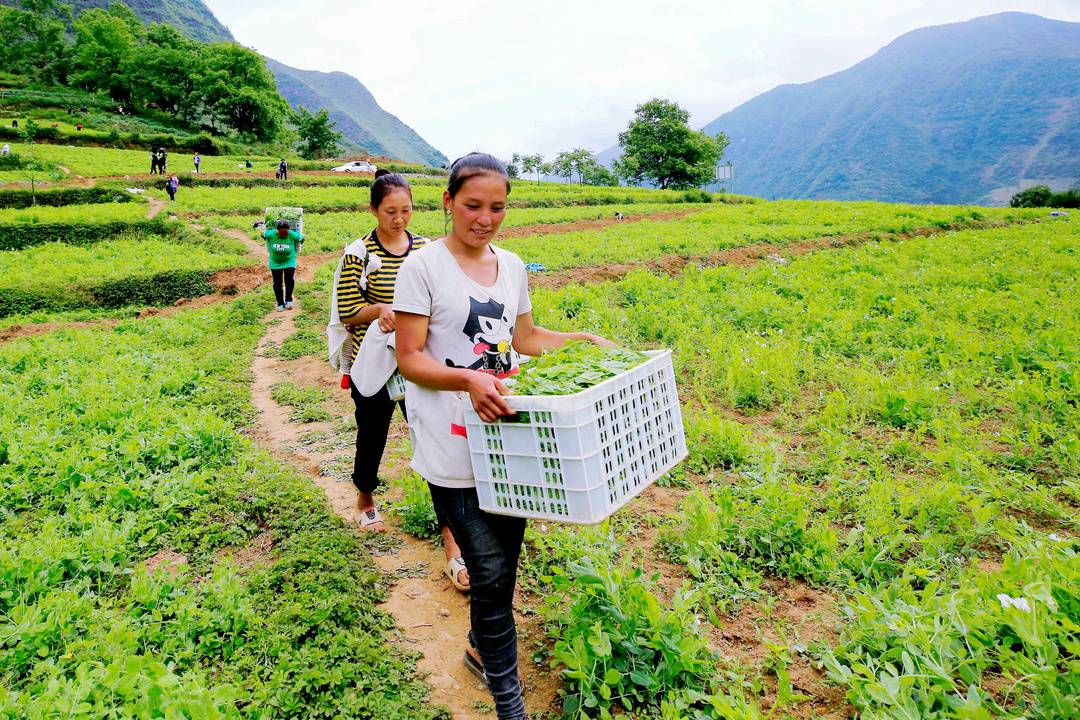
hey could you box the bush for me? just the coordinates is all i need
[1010,184,1080,209]
[0,218,173,251]
[0,154,26,170]
[390,472,441,541]
[0,186,134,209]
[680,189,714,203]
[92,270,213,308]
[0,269,212,317]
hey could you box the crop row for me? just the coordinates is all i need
[210,202,706,253]
[0,228,251,318]
[144,182,720,215]
[523,219,1078,717]
[0,293,440,719]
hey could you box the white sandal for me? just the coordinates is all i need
[357,506,385,532]
[445,556,470,592]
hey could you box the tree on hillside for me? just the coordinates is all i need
[552,148,595,184]
[70,5,142,104]
[581,159,619,186]
[294,106,342,159]
[613,98,729,189]
[126,24,202,118]
[520,153,545,184]
[0,1,71,84]
[506,153,522,179]
[199,43,288,141]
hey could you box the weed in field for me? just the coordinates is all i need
[270,381,332,423]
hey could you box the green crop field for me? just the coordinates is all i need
[0,140,1075,720]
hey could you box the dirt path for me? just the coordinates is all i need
[221,227,266,257]
[246,298,524,719]
[146,196,167,219]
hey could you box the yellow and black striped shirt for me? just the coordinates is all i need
[337,230,431,359]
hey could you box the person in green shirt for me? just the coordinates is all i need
[263,219,304,310]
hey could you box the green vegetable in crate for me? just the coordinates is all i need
[265,206,303,232]
[510,341,647,396]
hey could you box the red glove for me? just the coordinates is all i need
[340,374,351,390]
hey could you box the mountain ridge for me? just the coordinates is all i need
[601,12,1080,204]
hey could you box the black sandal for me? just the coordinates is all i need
[463,649,488,687]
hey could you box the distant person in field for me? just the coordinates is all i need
[278,158,288,181]
[193,152,201,174]
[149,149,159,174]
[327,169,473,591]
[394,153,611,716]
[263,219,303,311]
[158,148,168,173]
[165,173,179,201]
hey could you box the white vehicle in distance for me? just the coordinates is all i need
[330,160,378,173]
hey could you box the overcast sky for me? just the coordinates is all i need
[204,0,1080,161]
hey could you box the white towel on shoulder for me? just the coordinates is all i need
[326,235,382,374]
[351,325,398,397]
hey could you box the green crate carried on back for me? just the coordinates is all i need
[265,206,303,233]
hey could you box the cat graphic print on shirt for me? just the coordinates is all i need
[393,240,531,488]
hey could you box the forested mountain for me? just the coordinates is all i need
[11,0,447,164]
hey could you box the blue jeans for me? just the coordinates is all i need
[427,483,527,720]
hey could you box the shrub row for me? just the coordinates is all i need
[0,125,223,154]
[0,217,174,250]
[0,269,213,317]
[0,186,134,209]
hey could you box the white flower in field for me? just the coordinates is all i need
[1048,533,1065,542]
[997,593,1032,612]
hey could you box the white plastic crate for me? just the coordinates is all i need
[385,371,406,402]
[464,349,687,524]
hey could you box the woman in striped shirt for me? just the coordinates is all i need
[337,170,470,590]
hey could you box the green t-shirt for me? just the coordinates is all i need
[264,229,303,270]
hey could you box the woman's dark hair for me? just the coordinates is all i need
[447,153,511,198]
[370,170,412,209]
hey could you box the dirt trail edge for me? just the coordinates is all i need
[247,298,520,720]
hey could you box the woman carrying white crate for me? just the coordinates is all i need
[394,153,611,718]
[330,169,472,592]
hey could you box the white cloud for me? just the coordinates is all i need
[205,0,1080,160]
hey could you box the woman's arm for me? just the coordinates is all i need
[336,254,394,330]
[396,311,514,422]
[511,312,613,357]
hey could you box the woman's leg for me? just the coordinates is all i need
[283,267,295,303]
[428,484,527,720]
[350,381,397,527]
[270,268,284,307]
[397,402,469,586]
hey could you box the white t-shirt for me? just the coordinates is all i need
[393,240,532,488]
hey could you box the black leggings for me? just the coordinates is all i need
[349,380,448,526]
[270,267,294,305]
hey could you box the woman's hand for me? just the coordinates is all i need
[377,304,395,333]
[465,372,514,422]
[579,332,616,348]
